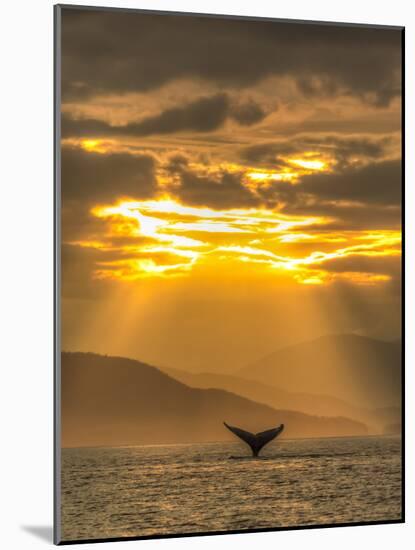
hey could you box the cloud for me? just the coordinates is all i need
[62,94,267,138]
[305,252,402,292]
[159,153,402,229]
[61,145,401,231]
[178,170,256,209]
[246,158,401,206]
[229,99,268,126]
[286,204,402,231]
[61,146,157,203]
[240,135,393,169]
[67,195,400,291]
[165,160,257,209]
[61,8,402,106]
[254,159,402,229]
[61,243,111,299]
[61,146,159,249]
[299,159,401,205]
[313,254,400,276]
[240,142,295,166]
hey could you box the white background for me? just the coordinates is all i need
[0,0,413,548]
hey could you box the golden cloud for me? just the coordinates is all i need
[66,197,400,285]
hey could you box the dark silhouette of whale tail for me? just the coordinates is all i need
[224,422,284,457]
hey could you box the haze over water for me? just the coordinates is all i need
[61,436,401,541]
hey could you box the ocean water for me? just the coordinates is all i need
[61,436,402,542]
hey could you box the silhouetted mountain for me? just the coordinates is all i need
[61,352,368,448]
[160,366,399,434]
[239,334,401,409]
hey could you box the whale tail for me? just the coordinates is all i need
[224,422,284,457]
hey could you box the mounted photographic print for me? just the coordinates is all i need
[54,4,404,544]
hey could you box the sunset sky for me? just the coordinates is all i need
[60,8,402,371]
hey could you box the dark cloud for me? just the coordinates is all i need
[60,146,160,257]
[232,158,401,228]
[170,164,256,209]
[229,99,268,126]
[61,146,157,203]
[62,94,267,139]
[133,94,230,134]
[268,109,402,137]
[240,135,392,169]
[315,254,401,276]
[296,75,339,98]
[240,142,295,165]
[61,201,107,243]
[309,253,402,296]
[61,8,402,106]
[61,240,194,299]
[164,154,190,174]
[161,155,401,226]
[62,243,111,299]
[299,159,401,205]
[62,116,115,139]
[289,204,401,231]
[318,136,392,169]
[62,240,164,299]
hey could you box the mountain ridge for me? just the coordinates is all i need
[61,351,368,448]
[160,365,399,434]
[238,333,401,409]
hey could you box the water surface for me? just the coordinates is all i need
[61,436,401,541]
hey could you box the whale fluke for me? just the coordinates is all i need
[224,422,284,457]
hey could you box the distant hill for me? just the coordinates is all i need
[61,352,368,448]
[160,367,399,434]
[238,334,401,410]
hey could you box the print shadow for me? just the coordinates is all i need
[21,525,53,543]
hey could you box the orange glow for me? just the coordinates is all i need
[81,139,101,151]
[79,138,117,153]
[282,151,333,173]
[247,171,297,183]
[62,198,402,284]
[289,158,327,171]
